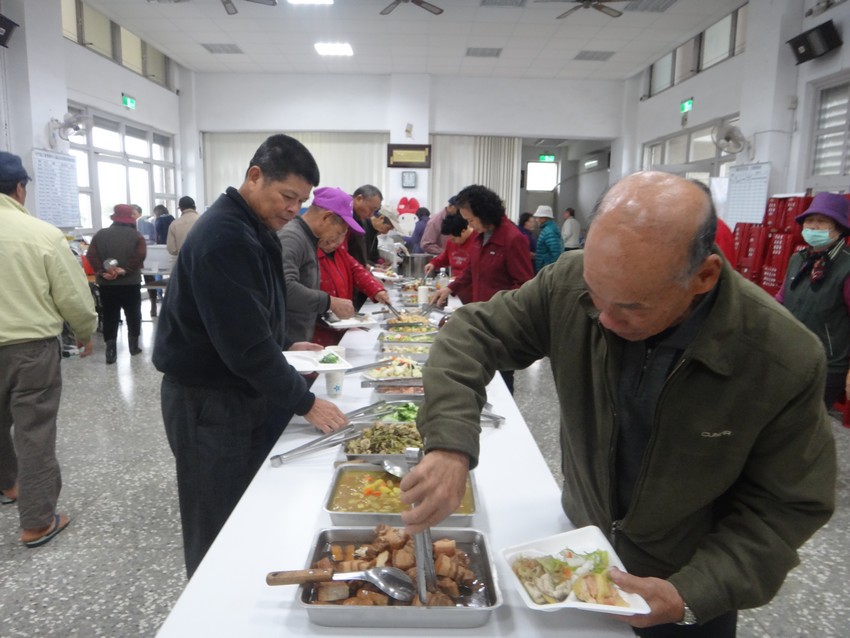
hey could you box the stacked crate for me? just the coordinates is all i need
[732,195,810,296]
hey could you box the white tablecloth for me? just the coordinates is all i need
[156,308,633,637]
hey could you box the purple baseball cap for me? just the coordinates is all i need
[796,192,850,232]
[311,187,364,234]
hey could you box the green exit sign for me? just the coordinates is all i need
[122,93,136,110]
[680,98,693,114]
[539,154,555,162]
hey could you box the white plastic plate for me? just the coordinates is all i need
[283,350,352,373]
[501,525,650,616]
[323,315,379,330]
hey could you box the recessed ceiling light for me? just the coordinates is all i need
[289,0,333,5]
[315,42,353,56]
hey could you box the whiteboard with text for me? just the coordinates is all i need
[726,162,770,226]
[32,149,81,228]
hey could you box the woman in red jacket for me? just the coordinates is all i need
[313,232,391,346]
[429,184,534,392]
[423,213,477,304]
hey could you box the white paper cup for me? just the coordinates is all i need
[418,285,432,306]
[325,370,345,397]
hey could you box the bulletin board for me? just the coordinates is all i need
[31,149,81,228]
[726,162,770,226]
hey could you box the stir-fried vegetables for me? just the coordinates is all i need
[379,402,419,423]
[345,422,422,455]
[367,357,422,379]
[319,352,340,364]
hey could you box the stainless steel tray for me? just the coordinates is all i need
[297,527,502,628]
[323,463,476,527]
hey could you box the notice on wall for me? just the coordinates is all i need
[726,162,770,226]
[32,149,80,228]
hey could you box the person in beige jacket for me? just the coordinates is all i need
[166,196,200,256]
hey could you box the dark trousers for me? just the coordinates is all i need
[99,285,142,341]
[161,376,274,578]
[0,338,63,529]
[824,370,845,408]
[635,611,737,638]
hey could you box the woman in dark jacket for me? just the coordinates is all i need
[777,192,850,406]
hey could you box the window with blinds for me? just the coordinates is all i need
[812,82,850,176]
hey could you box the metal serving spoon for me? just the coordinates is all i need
[266,565,415,602]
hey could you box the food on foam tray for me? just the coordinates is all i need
[346,422,421,455]
[308,524,485,606]
[328,468,474,515]
[379,332,434,343]
[319,352,341,364]
[510,548,627,607]
[386,313,430,325]
[364,357,422,379]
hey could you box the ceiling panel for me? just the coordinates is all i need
[83,0,746,81]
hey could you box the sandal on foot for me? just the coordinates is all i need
[23,514,70,548]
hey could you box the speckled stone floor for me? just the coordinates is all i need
[1,323,847,637]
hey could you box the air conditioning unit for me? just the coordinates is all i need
[581,151,610,174]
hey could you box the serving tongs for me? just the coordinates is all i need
[360,377,424,388]
[383,302,404,319]
[405,447,437,603]
[344,358,395,375]
[268,402,396,467]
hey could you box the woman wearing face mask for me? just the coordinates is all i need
[777,192,850,407]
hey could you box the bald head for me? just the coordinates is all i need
[588,172,716,283]
[582,172,722,341]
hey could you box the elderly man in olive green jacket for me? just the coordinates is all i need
[399,172,835,637]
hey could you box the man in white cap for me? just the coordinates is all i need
[561,207,581,250]
[279,186,365,342]
[533,204,563,271]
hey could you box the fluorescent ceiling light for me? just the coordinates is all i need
[289,0,333,5]
[315,42,353,56]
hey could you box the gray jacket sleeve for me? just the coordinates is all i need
[279,228,331,317]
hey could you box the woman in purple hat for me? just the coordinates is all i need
[777,191,850,407]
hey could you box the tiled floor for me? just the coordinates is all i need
[1,321,847,637]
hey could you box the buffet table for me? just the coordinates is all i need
[156,305,634,637]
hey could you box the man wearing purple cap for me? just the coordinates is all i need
[0,151,97,548]
[278,186,365,342]
[778,191,850,407]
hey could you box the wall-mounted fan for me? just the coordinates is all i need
[48,113,92,148]
[711,123,747,154]
[535,0,627,20]
[219,0,277,16]
[381,0,443,16]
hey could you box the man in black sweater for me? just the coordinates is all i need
[153,134,348,577]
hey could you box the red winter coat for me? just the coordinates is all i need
[448,220,534,303]
[313,244,386,346]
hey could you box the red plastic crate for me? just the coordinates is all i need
[763,198,788,230]
[782,196,814,233]
[764,232,796,274]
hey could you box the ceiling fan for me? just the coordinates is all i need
[219,0,277,16]
[380,0,444,16]
[535,0,628,20]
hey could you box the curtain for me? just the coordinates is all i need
[429,134,522,221]
[203,131,390,205]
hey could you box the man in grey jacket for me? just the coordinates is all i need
[279,186,365,342]
[399,172,836,637]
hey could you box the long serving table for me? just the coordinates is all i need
[156,303,634,638]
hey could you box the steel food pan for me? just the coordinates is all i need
[323,463,476,527]
[297,527,502,628]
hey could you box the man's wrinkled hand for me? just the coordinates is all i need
[607,567,687,628]
[290,341,322,352]
[329,297,355,320]
[399,450,469,533]
[304,398,348,434]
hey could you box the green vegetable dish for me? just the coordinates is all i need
[345,422,422,455]
[380,402,419,423]
[319,352,340,364]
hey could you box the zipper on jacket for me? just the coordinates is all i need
[825,324,834,356]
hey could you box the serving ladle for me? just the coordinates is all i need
[266,565,415,602]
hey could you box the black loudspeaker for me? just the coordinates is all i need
[787,20,842,65]
[0,14,18,48]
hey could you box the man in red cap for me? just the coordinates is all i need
[279,186,365,342]
[0,151,97,548]
[86,204,148,363]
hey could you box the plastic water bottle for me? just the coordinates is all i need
[104,258,119,270]
[437,267,449,290]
